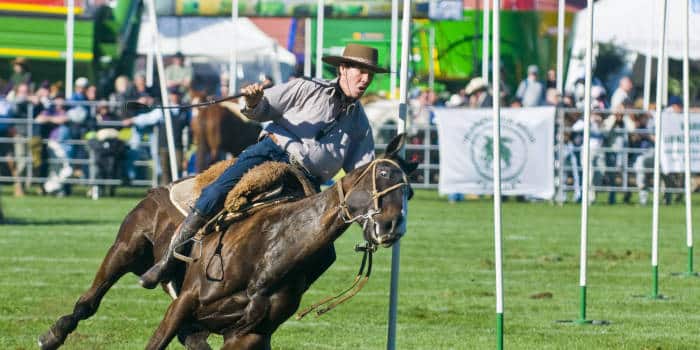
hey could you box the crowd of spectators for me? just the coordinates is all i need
[0,56,688,204]
[398,63,685,205]
[0,55,195,197]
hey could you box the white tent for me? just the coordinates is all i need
[137,16,296,83]
[570,0,700,60]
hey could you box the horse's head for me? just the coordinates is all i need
[339,134,418,248]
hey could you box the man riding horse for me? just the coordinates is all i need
[139,43,389,289]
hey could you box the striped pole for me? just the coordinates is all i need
[650,0,668,299]
[576,0,595,323]
[555,0,565,96]
[387,1,411,349]
[304,17,312,77]
[482,0,490,84]
[315,0,324,79]
[390,0,398,99]
[65,0,74,98]
[642,1,652,111]
[681,0,696,277]
[491,0,504,347]
[228,0,239,94]
[145,0,179,182]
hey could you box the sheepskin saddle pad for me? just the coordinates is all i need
[169,159,318,217]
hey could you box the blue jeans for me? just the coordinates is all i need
[194,137,289,216]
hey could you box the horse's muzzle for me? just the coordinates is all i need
[372,216,404,247]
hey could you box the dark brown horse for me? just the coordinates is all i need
[190,96,262,173]
[38,134,417,350]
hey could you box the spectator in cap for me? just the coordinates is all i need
[667,96,683,113]
[465,77,492,108]
[515,64,544,107]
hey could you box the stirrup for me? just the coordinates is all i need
[173,237,203,264]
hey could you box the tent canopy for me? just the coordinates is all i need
[571,0,700,60]
[137,16,296,65]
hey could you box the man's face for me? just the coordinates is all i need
[339,64,374,99]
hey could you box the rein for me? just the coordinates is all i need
[296,158,409,319]
[296,243,376,319]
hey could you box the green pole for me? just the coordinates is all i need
[689,246,694,275]
[578,285,587,322]
[497,313,503,350]
[652,265,659,298]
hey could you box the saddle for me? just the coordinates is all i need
[168,160,319,278]
[170,159,318,232]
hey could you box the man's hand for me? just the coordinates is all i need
[242,83,264,109]
[122,118,134,127]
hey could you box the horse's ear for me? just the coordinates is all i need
[383,133,407,158]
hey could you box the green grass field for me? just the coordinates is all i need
[1,188,699,349]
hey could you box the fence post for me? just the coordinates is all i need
[25,104,34,189]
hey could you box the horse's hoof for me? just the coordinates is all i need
[37,329,62,350]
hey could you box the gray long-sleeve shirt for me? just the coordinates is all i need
[242,77,375,183]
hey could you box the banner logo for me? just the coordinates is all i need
[463,117,535,182]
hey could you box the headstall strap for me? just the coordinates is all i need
[336,158,409,224]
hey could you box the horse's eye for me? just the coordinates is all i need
[379,170,389,178]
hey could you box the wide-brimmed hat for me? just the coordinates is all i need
[465,77,489,95]
[322,43,388,73]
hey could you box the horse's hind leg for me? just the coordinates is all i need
[38,217,152,349]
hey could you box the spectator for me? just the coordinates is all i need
[546,68,557,90]
[6,83,38,196]
[6,57,32,94]
[164,51,192,94]
[71,77,89,101]
[465,77,492,108]
[570,108,606,203]
[663,96,684,204]
[630,112,654,205]
[591,85,608,109]
[157,87,189,184]
[109,75,131,112]
[545,88,560,106]
[602,104,635,204]
[610,76,634,109]
[131,73,151,98]
[35,95,73,195]
[515,65,544,107]
[121,93,160,182]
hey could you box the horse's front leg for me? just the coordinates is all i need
[146,291,197,350]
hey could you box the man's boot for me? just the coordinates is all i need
[139,209,208,289]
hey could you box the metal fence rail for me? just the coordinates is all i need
[0,102,692,200]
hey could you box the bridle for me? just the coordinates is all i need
[295,158,410,320]
[336,158,410,225]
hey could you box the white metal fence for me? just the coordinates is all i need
[0,103,691,200]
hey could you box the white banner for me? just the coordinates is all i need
[660,112,700,173]
[435,107,555,198]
